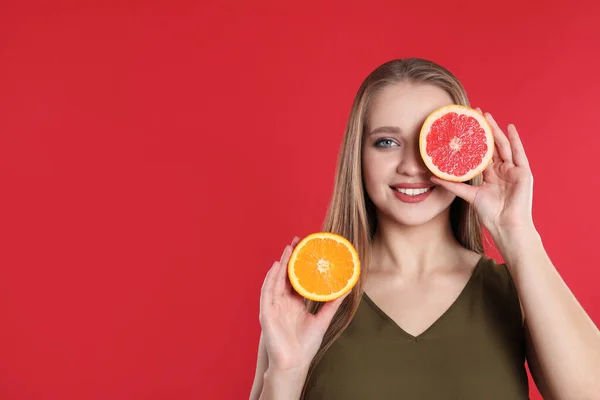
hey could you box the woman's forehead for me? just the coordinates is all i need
[366,82,454,131]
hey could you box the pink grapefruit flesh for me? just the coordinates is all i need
[419,105,494,182]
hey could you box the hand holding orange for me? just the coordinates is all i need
[258,234,358,371]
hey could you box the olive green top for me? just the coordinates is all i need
[304,256,530,400]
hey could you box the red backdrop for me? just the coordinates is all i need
[1,1,599,399]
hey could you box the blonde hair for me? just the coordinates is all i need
[300,58,485,397]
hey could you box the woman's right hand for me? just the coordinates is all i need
[259,236,348,372]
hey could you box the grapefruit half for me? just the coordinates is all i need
[419,105,494,182]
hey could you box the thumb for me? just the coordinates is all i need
[430,176,477,204]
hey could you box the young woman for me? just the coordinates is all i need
[249,58,600,399]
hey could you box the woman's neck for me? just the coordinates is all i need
[370,209,469,277]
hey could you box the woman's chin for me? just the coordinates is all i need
[379,205,453,228]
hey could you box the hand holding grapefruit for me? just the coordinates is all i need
[424,108,535,235]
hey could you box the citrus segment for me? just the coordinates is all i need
[287,232,360,302]
[419,105,494,182]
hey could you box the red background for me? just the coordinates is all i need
[1,1,599,399]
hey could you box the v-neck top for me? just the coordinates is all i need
[303,256,530,400]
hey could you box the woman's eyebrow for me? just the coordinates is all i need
[368,126,402,136]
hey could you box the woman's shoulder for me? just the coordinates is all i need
[458,250,514,290]
[477,254,525,325]
[478,254,516,290]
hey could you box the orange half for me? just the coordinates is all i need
[287,232,360,302]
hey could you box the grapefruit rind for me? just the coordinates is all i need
[287,232,361,302]
[419,105,494,182]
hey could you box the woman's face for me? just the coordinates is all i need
[362,81,457,227]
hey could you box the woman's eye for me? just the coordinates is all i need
[374,138,398,148]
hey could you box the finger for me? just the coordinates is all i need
[507,124,530,168]
[475,107,482,114]
[278,237,300,265]
[274,245,293,297]
[430,176,478,204]
[280,236,302,295]
[274,237,299,285]
[492,142,501,165]
[291,236,301,248]
[485,113,513,164]
[284,268,295,295]
[260,261,281,314]
[482,160,495,182]
[487,143,501,179]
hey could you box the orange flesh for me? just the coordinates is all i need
[293,237,355,295]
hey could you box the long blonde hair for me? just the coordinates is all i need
[300,58,485,397]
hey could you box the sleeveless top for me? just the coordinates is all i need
[303,256,530,399]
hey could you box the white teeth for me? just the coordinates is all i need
[395,187,431,196]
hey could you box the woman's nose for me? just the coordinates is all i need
[397,144,427,176]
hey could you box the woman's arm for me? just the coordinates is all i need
[249,237,346,400]
[432,111,600,399]
[495,227,600,400]
[249,333,268,400]
[258,365,310,400]
[250,337,309,400]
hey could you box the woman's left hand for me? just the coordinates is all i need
[430,109,535,237]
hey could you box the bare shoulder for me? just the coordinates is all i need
[454,249,485,278]
[461,250,485,270]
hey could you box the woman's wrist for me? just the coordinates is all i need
[489,224,544,269]
[260,365,309,400]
